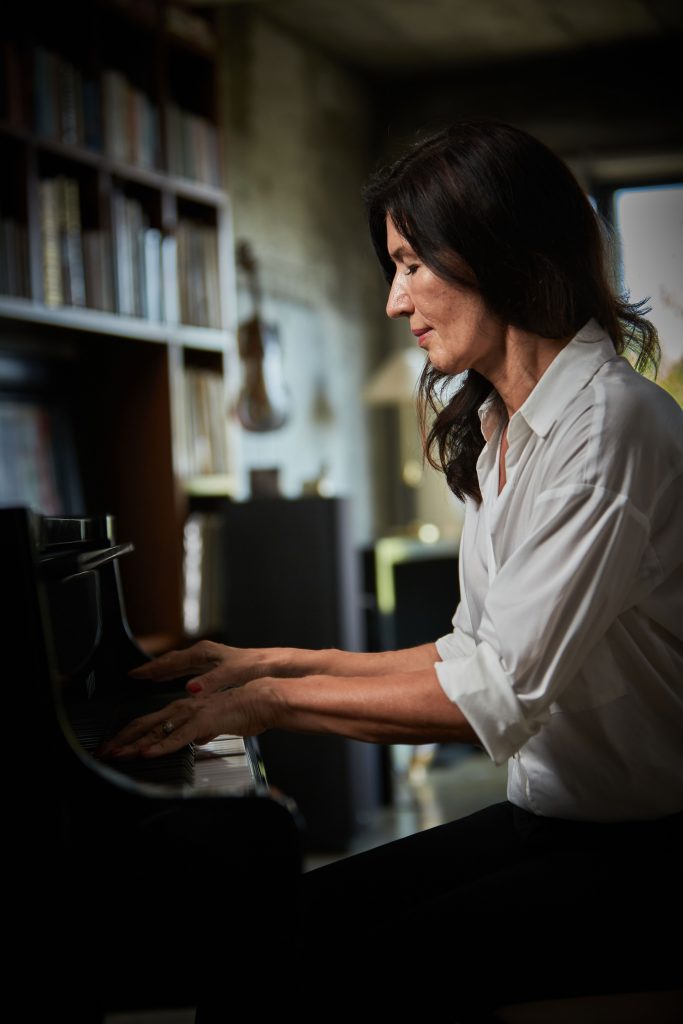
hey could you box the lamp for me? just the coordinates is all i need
[363,347,425,406]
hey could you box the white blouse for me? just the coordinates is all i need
[435,320,683,821]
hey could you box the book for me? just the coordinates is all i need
[82,76,103,151]
[0,218,29,298]
[33,47,60,140]
[59,58,84,146]
[166,102,220,185]
[103,68,159,169]
[0,399,63,515]
[39,178,63,305]
[176,219,221,327]
[161,233,178,324]
[102,69,130,163]
[143,227,163,322]
[112,190,137,315]
[183,367,232,475]
[61,177,86,307]
[83,228,114,312]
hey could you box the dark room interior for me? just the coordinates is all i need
[1,1,681,1021]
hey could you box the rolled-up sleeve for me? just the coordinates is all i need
[433,483,654,765]
[435,641,533,763]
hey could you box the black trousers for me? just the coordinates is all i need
[292,801,683,1018]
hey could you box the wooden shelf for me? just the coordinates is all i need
[0,0,240,640]
[0,295,233,350]
[0,121,227,205]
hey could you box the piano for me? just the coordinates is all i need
[3,506,303,1021]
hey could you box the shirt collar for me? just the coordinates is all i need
[478,319,617,442]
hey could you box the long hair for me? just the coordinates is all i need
[362,119,660,503]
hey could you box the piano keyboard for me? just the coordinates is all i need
[194,735,257,794]
[67,698,257,796]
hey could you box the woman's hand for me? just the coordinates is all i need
[98,683,280,760]
[130,639,281,695]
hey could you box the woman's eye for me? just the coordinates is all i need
[404,264,419,276]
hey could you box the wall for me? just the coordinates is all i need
[218,9,395,546]
[217,20,682,549]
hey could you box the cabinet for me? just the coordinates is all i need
[0,0,240,646]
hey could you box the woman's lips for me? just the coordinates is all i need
[413,327,432,346]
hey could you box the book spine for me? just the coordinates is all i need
[59,59,84,146]
[112,191,134,315]
[34,47,60,139]
[82,76,103,151]
[39,178,63,306]
[63,178,86,307]
[165,104,220,184]
[143,228,162,321]
[103,69,129,162]
[161,233,178,324]
[0,218,28,297]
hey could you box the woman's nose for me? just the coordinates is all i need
[386,274,414,319]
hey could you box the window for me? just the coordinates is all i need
[613,184,683,402]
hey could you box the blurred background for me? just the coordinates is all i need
[1,0,681,856]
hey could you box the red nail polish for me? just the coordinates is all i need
[187,682,202,693]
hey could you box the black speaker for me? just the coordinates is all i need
[221,496,361,651]
[219,496,384,853]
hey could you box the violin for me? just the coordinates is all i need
[235,240,290,432]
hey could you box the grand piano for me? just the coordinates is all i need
[3,506,303,1021]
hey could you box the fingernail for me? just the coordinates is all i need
[187,682,202,693]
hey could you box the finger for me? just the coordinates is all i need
[97,698,193,756]
[185,666,237,695]
[104,713,193,759]
[128,643,218,681]
[138,701,224,754]
[123,720,195,758]
[97,709,168,756]
[103,694,216,758]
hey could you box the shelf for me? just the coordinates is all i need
[0,1,238,641]
[0,121,226,205]
[0,295,232,350]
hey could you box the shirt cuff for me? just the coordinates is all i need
[435,629,476,663]
[434,640,542,764]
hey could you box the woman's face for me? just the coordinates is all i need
[385,215,505,379]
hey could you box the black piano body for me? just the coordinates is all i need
[3,506,303,1021]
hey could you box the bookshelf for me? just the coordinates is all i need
[0,0,240,645]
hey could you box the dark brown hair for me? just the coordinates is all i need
[362,119,660,503]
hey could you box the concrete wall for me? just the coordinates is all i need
[218,9,396,546]
[217,17,682,549]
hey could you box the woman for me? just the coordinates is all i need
[102,120,682,1014]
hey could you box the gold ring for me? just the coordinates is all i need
[161,720,175,736]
